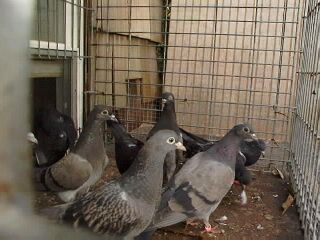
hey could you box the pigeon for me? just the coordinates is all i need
[239,138,266,167]
[147,92,182,182]
[234,154,252,205]
[137,124,258,238]
[33,107,77,167]
[234,139,266,204]
[179,127,215,158]
[180,127,265,187]
[180,127,266,166]
[41,130,186,239]
[34,105,113,202]
[107,116,144,174]
[27,132,48,166]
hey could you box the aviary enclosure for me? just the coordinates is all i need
[87,0,319,239]
[0,0,319,239]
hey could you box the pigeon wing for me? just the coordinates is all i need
[63,182,147,236]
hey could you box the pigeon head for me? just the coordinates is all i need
[230,124,258,142]
[90,105,114,121]
[27,132,38,144]
[161,92,175,104]
[147,130,186,152]
[108,114,119,123]
[241,138,266,158]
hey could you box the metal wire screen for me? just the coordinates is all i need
[30,0,93,129]
[289,1,320,239]
[89,0,302,171]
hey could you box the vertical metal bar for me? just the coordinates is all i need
[246,0,259,122]
[226,0,242,129]
[126,0,133,129]
[266,0,281,170]
[196,0,211,135]
[56,0,59,58]
[71,0,75,58]
[188,0,201,129]
[234,0,249,125]
[47,0,50,58]
[176,0,189,110]
[78,0,81,57]
[205,0,218,138]
[106,0,111,107]
[37,0,41,56]
[162,0,170,87]
[212,1,225,136]
[64,0,67,58]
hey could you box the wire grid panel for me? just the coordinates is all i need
[164,0,302,170]
[289,0,320,239]
[90,0,302,170]
[30,0,91,59]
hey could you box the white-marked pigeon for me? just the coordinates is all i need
[33,107,77,167]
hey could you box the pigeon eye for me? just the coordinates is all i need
[101,110,109,115]
[243,127,249,133]
[167,137,175,144]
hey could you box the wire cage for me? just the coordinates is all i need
[30,0,93,130]
[85,0,319,239]
[24,0,319,239]
[89,0,301,170]
[289,1,320,239]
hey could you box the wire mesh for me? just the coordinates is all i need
[30,0,93,129]
[28,0,320,238]
[30,0,91,59]
[289,1,320,239]
[89,0,302,171]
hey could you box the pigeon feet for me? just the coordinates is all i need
[233,180,241,185]
[201,223,219,234]
[240,190,248,205]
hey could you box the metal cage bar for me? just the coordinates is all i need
[289,0,320,239]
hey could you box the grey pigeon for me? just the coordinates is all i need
[138,124,258,238]
[147,92,182,182]
[34,105,113,202]
[33,107,77,167]
[41,130,186,239]
[179,127,266,205]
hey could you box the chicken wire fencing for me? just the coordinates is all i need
[86,0,319,238]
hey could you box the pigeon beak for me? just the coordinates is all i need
[261,151,265,158]
[175,141,186,151]
[27,132,38,144]
[251,133,258,141]
[162,98,167,104]
[109,114,118,122]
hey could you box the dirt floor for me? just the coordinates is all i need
[34,153,304,240]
